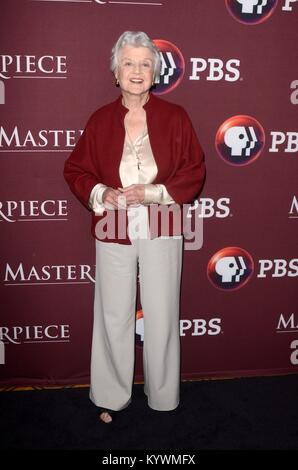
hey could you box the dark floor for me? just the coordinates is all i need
[1,374,298,451]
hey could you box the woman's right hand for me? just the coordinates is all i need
[102,187,127,209]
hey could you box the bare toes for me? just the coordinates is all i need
[100,412,112,423]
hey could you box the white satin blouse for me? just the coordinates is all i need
[89,125,174,215]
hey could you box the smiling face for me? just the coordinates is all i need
[115,45,155,98]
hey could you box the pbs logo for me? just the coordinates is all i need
[135,309,144,347]
[207,247,254,291]
[153,39,185,95]
[215,115,265,166]
[225,0,278,25]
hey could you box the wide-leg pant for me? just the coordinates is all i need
[89,234,183,411]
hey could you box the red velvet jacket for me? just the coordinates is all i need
[64,93,205,244]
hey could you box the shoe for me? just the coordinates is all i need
[99,407,114,424]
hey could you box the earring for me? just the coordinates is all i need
[115,78,119,87]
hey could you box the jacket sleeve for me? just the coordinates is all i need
[63,117,100,209]
[164,107,206,205]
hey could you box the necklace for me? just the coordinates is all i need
[122,93,150,109]
[124,120,147,171]
[122,94,150,170]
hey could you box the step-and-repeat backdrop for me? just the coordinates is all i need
[1,0,297,388]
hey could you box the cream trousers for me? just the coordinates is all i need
[89,233,183,412]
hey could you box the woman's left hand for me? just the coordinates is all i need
[117,184,145,206]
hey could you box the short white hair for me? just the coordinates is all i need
[111,31,161,80]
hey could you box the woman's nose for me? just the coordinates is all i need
[133,63,141,73]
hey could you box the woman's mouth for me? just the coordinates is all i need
[130,78,143,84]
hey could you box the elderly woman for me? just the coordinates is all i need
[64,31,205,424]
